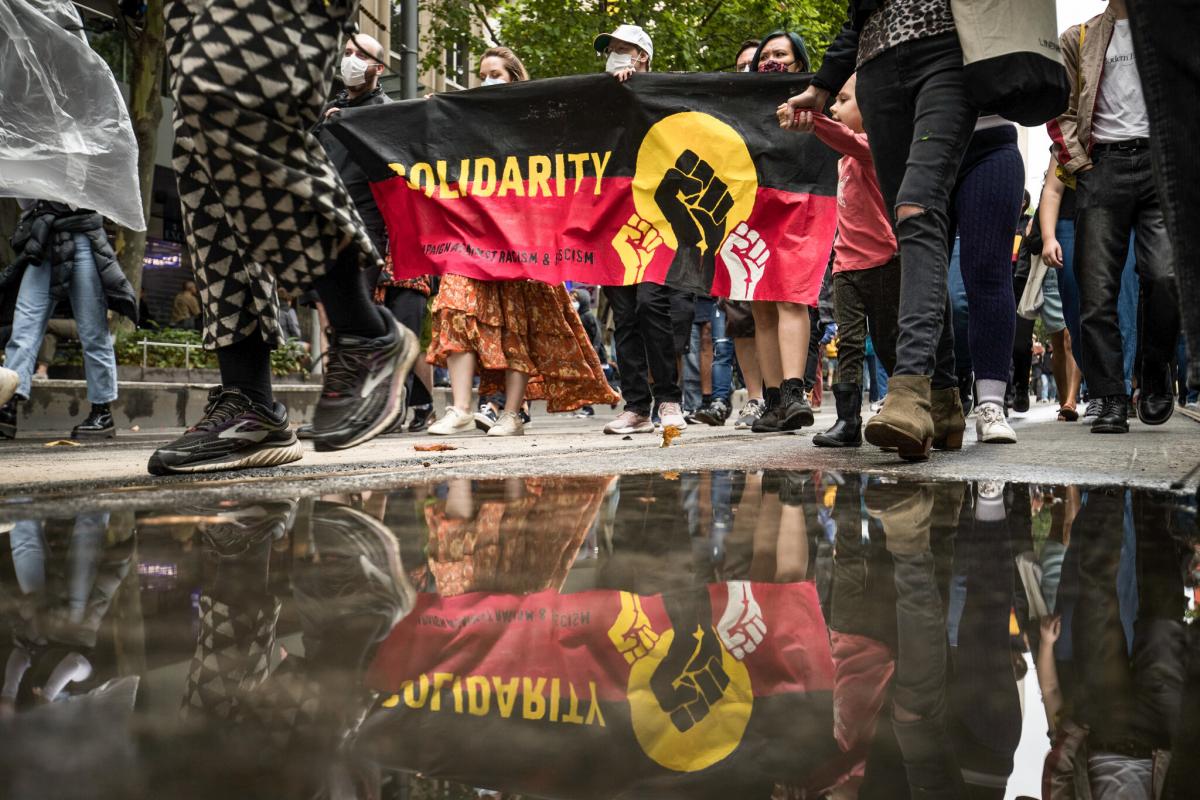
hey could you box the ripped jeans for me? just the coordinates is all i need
[856,32,976,389]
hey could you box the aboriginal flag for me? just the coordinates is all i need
[357,581,860,798]
[328,73,839,304]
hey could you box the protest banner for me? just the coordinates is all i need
[329,73,839,303]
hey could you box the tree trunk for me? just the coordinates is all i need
[116,0,166,305]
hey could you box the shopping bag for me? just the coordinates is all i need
[951,0,1070,126]
[1017,254,1049,320]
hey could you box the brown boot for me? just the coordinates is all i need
[863,375,934,461]
[930,386,966,450]
[865,482,935,555]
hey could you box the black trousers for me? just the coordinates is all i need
[604,283,681,414]
[833,258,901,386]
[1075,147,1179,398]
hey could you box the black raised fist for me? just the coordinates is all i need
[654,150,735,294]
[649,621,731,732]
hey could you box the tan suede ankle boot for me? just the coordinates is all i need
[930,387,966,450]
[863,375,934,461]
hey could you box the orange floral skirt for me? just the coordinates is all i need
[428,275,618,413]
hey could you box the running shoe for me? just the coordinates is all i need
[692,398,731,426]
[147,387,303,476]
[658,402,688,430]
[428,406,474,435]
[310,309,419,452]
[733,398,765,430]
[474,404,499,432]
[291,501,416,644]
[195,500,298,558]
[975,402,1017,444]
[604,410,654,435]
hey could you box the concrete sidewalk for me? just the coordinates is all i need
[2,401,1197,519]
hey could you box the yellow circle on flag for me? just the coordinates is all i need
[626,628,754,773]
[632,111,759,251]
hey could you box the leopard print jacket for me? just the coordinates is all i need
[858,0,956,68]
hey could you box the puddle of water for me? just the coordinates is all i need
[0,472,1196,799]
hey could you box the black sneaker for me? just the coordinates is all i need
[147,387,303,476]
[196,500,298,558]
[310,310,419,452]
[407,404,434,433]
[474,404,499,432]
[291,501,416,644]
[692,398,731,426]
[0,399,17,440]
[71,403,115,440]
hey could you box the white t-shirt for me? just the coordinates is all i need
[1091,19,1150,143]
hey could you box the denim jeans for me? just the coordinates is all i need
[857,32,975,389]
[1127,0,1200,388]
[682,298,732,408]
[604,282,681,415]
[947,239,971,383]
[1075,147,1178,398]
[11,513,108,622]
[3,233,118,404]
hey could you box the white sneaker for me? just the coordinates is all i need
[604,410,654,435]
[733,398,765,430]
[657,402,688,430]
[869,399,884,414]
[486,411,524,437]
[0,367,17,406]
[428,406,474,435]
[975,402,1016,444]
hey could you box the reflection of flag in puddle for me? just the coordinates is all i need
[360,581,848,797]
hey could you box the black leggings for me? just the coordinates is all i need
[384,287,431,407]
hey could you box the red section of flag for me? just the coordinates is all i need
[370,176,836,304]
[365,582,833,701]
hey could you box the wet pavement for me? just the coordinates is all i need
[0,471,1196,799]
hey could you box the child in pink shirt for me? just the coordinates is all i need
[787,73,900,448]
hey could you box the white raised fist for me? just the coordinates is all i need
[717,581,766,661]
[720,222,769,301]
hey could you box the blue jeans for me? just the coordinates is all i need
[682,301,732,409]
[4,234,118,404]
[947,238,971,382]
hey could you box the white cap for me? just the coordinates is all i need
[594,24,653,63]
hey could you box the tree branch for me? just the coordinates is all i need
[698,0,726,30]
[471,1,503,47]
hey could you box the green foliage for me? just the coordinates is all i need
[76,329,314,377]
[423,0,846,79]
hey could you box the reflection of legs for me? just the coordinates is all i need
[750,489,781,582]
[775,503,810,582]
[66,512,108,624]
[1073,489,1138,743]
[9,519,46,596]
[445,479,475,520]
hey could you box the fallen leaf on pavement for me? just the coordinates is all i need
[660,425,682,448]
[44,440,82,447]
[415,444,457,452]
[661,471,680,480]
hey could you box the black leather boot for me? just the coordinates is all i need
[0,399,17,440]
[813,383,862,447]
[1137,361,1175,425]
[777,377,815,431]
[71,403,116,439]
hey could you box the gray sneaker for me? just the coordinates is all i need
[1080,398,1104,425]
[733,399,765,430]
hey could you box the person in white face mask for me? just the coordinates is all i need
[593,24,652,84]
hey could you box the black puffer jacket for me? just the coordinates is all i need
[0,201,137,323]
